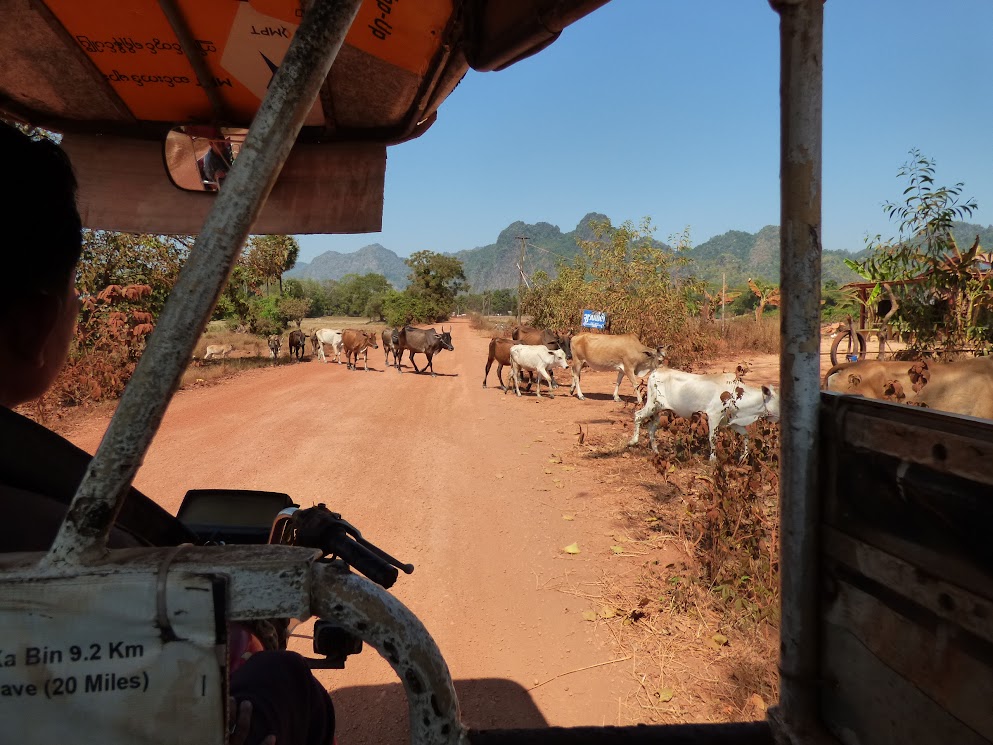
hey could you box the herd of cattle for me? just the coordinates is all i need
[203,325,458,375]
[484,326,781,461]
[485,325,993,460]
[204,321,992,460]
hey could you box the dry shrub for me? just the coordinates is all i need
[653,419,781,630]
[467,311,494,331]
[676,316,779,367]
[41,284,155,412]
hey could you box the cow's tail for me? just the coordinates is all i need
[823,361,857,387]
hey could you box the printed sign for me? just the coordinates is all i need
[581,310,608,329]
[0,572,226,744]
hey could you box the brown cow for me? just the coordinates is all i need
[823,359,922,400]
[824,357,993,419]
[341,329,379,371]
[569,333,666,404]
[484,337,533,391]
[288,329,306,360]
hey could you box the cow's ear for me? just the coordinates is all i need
[761,385,772,398]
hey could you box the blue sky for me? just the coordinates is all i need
[296,0,993,263]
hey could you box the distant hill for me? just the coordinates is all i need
[684,226,869,287]
[286,219,993,293]
[286,243,408,287]
[451,212,608,291]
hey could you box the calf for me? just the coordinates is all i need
[310,332,320,357]
[203,343,233,360]
[341,329,379,370]
[314,328,344,363]
[288,329,306,360]
[382,328,401,367]
[509,344,569,398]
[569,333,666,404]
[629,368,780,461]
[267,335,281,359]
[512,326,571,387]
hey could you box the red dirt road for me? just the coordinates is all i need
[65,320,669,741]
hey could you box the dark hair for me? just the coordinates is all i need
[0,121,82,305]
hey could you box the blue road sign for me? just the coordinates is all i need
[581,310,607,329]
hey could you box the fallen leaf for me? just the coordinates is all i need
[712,633,729,646]
[562,514,575,521]
[610,545,624,554]
[581,610,597,622]
[544,469,553,474]
[563,543,581,555]
[658,687,674,702]
[600,606,617,619]
[495,473,504,479]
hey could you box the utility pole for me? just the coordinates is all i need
[721,272,727,336]
[515,235,528,324]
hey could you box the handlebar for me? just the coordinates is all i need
[288,504,413,589]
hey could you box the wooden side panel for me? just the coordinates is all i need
[818,393,993,745]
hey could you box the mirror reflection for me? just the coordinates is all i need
[164,126,248,192]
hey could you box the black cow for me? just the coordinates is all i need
[382,328,401,367]
[396,326,454,377]
[288,329,306,360]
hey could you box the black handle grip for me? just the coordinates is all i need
[326,534,399,589]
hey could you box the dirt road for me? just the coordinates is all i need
[66,320,673,741]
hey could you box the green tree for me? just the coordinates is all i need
[382,290,431,327]
[278,296,312,328]
[520,218,699,359]
[336,273,392,316]
[78,231,190,317]
[847,150,991,354]
[244,235,300,295]
[404,251,468,321]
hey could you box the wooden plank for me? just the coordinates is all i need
[842,410,993,486]
[823,528,993,643]
[822,448,993,601]
[821,578,993,742]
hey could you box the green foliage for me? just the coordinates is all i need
[382,290,430,327]
[78,231,190,317]
[458,289,517,316]
[244,234,300,294]
[278,296,311,328]
[247,295,287,336]
[333,273,392,316]
[520,217,700,363]
[403,250,468,321]
[848,150,992,354]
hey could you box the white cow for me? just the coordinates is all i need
[629,368,780,460]
[314,328,344,363]
[509,345,569,398]
[203,344,234,360]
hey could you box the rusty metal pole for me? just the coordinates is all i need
[44,0,364,567]
[769,0,823,740]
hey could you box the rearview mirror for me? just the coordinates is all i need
[163,125,248,192]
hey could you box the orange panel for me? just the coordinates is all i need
[43,0,452,123]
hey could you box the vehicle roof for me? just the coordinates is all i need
[1,0,608,233]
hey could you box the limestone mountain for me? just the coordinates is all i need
[286,243,409,288]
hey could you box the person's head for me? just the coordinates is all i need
[0,121,82,408]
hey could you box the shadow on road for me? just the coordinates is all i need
[332,678,547,744]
